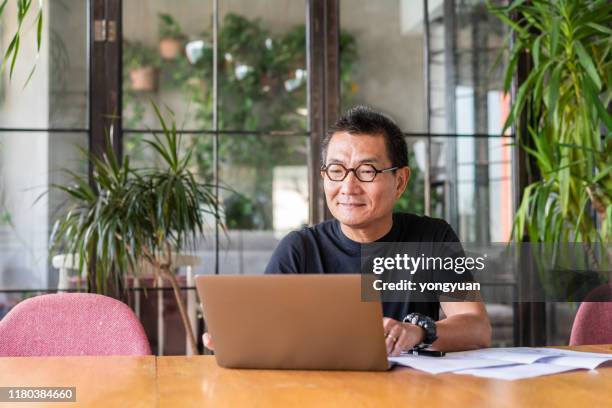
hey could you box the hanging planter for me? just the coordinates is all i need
[159,38,183,60]
[158,13,186,60]
[129,66,158,92]
[124,40,160,92]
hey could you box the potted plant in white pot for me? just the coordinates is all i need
[158,13,185,60]
[50,103,221,354]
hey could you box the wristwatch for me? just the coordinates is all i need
[403,312,438,349]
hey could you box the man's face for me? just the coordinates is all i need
[322,131,409,230]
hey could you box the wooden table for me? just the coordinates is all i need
[1,346,612,407]
[157,345,612,408]
[0,356,156,408]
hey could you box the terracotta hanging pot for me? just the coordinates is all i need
[159,38,183,60]
[129,66,158,92]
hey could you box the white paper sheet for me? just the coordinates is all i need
[388,355,513,374]
[456,363,578,381]
[391,348,612,379]
[543,348,612,359]
[539,355,612,370]
[449,347,565,364]
[449,347,612,369]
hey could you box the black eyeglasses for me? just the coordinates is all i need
[321,163,399,182]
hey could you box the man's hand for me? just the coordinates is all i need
[203,332,214,351]
[383,317,425,357]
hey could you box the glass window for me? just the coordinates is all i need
[122,0,214,129]
[0,1,89,318]
[219,1,307,132]
[0,0,88,129]
[340,0,512,243]
[218,133,308,274]
[122,1,309,278]
[0,132,87,293]
[339,0,425,133]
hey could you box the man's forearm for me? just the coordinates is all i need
[431,313,492,352]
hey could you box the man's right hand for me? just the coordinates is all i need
[203,332,215,351]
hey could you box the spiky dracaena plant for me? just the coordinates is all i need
[51,103,219,354]
[489,0,611,269]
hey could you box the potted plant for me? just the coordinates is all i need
[124,41,160,92]
[489,1,611,262]
[158,13,185,60]
[50,102,220,354]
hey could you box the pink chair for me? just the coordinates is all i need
[569,285,612,346]
[0,293,151,356]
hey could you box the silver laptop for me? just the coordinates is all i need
[195,274,390,371]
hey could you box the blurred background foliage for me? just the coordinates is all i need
[123,12,426,229]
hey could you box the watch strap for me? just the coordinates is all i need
[403,312,438,347]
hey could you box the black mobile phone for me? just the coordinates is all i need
[408,348,445,357]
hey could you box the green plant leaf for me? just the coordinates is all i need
[501,0,529,13]
[547,63,562,122]
[22,65,37,89]
[488,4,527,36]
[574,41,602,90]
[0,0,8,17]
[550,17,560,56]
[1,35,18,76]
[532,35,543,68]
[36,9,43,51]
[592,164,612,184]
[586,22,612,36]
[9,34,21,79]
[583,74,612,131]
[503,44,520,93]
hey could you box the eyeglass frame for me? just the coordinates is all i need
[320,163,400,182]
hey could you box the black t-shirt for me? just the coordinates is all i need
[264,212,464,321]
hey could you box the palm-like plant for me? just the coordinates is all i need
[489,0,611,261]
[50,103,219,354]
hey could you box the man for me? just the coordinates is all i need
[205,106,491,356]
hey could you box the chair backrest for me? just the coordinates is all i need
[0,293,151,356]
[569,285,612,346]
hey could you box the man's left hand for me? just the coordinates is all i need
[383,317,425,357]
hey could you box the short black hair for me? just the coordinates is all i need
[321,106,408,168]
